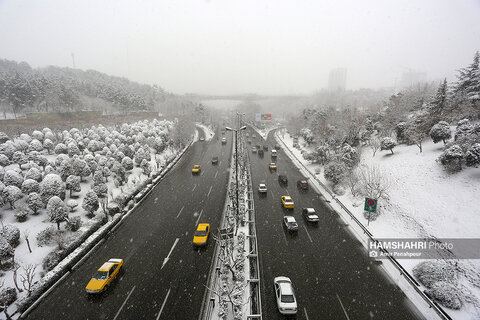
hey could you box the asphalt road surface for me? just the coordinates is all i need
[248,129,424,320]
[26,127,231,320]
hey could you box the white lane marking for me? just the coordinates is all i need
[156,288,171,320]
[195,209,204,226]
[113,285,136,320]
[336,293,351,320]
[303,225,313,243]
[281,223,288,245]
[215,171,218,179]
[192,184,197,192]
[264,172,267,179]
[207,185,213,197]
[270,190,275,199]
[176,206,185,218]
[304,307,310,320]
[161,238,180,270]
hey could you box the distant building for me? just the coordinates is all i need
[328,68,347,91]
[398,71,427,88]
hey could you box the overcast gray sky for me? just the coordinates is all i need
[1,0,479,95]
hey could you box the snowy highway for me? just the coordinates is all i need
[250,129,425,320]
[25,127,231,320]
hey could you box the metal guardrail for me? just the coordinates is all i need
[275,130,452,320]
[241,133,263,320]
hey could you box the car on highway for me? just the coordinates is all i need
[221,137,227,144]
[221,130,225,135]
[258,183,267,193]
[258,149,264,157]
[246,133,250,137]
[269,162,277,170]
[199,137,205,141]
[271,149,277,158]
[274,276,298,315]
[283,216,299,232]
[85,258,124,294]
[247,139,252,144]
[212,156,218,165]
[252,147,257,153]
[192,165,201,174]
[297,180,309,191]
[278,175,288,185]
[302,207,319,223]
[281,195,294,209]
[193,223,210,247]
[275,144,280,150]
[252,134,256,138]
[263,145,268,151]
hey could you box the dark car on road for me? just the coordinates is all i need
[297,180,309,191]
[258,149,264,157]
[263,145,268,151]
[283,216,298,233]
[278,175,288,185]
[212,156,218,165]
[302,208,319,224]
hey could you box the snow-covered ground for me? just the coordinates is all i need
[275,128,480,320]
[196,123,215,141]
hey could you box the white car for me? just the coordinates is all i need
[252,147,257,153]
[199,137,205,141]
[274,276,298,315]
[258,183,267,193]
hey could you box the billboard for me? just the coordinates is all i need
[255,113,272,121]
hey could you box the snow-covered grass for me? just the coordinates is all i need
[276,128,480,320]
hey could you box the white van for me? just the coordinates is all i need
[271,149,277,157]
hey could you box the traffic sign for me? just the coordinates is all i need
[364,198,377,212]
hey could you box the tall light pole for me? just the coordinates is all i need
[226,119,247,234]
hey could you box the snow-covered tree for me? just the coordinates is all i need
[47,196,68,230]
[15,205,32,222]
[82,190,99,216]
[340,144,359,169]
[430,121,452,144]
[324,161,347,185]
[66,199,78,212]
[0,142,16,159]
[112,161,126,185]
[431,78,448,114]
[3,170,23,188]
[465,143,480,167]
[67,142,80,157]
[21,179,40,195]
[0,132,9,144]
[121,156,134,171]
[93,183,108,197]
[454,51,480,101]
[40,173,65,203]
[26,192,43,214]
[84,154,98,172]
[72,158,91,181]
[140,159,151,176]
[0,224,20,247]
[58,158,73,181]
[43,138,54,154]
[0,236,14,264]
[54,143,67,154]
[439,145,464,172]
[12,151,28,168]
[24,167,42,182]
[394,122,408,144]
[93,170,104,186]
[19,134,32,143]
[2,185,22,209]
[0,154,9,167]
[31,130,44,141]
[29,139,43,152]
[380,137,396,154]
[300,128,314,145]
[454,119,474,141]
[65,175,81,197]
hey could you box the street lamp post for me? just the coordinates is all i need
[225,121,246,234]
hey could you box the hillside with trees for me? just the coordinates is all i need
[0,59,192,119]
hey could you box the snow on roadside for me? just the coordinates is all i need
[275,128,480,320]
[196,123,215,141]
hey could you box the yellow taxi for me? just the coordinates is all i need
[221,130,225,135]
[247,139,252,144]
[269,162,277,170]
[193,223,210,247]
[281,196,295,209]
[192,165,201,174]
[85,258,124,294]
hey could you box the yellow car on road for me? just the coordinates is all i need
[85,258,124,294]
[269,162,277,170]
[192,165,201,174]
[193,223,210,247]
[281,196,295,209]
